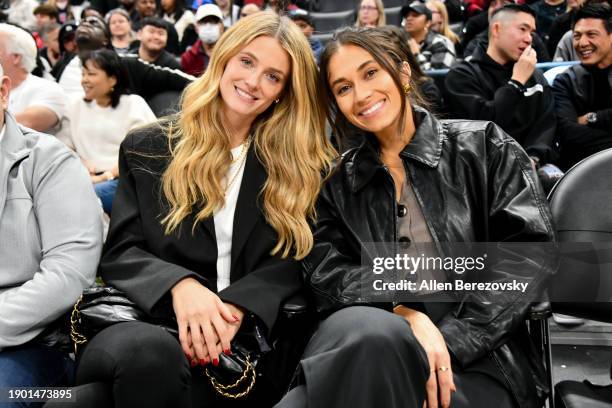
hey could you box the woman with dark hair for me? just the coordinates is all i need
[274,27,555,408]
[65,48,155,214]
[160,0,194,42]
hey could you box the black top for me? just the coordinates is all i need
[445,46,558,164]
[552,64,612,168]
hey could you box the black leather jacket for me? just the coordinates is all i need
[304,109,556,408]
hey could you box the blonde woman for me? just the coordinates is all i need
[69,11,335,408]
[426,0,460,44]
[355,0,386,27]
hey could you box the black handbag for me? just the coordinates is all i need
[70,285,269,399]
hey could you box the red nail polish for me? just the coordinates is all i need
[185,352,191,360]
[200,359,207,366]
[224,349,232,355]
[213,358,219,367]
[233,315,240,322]
[190,359,197,368]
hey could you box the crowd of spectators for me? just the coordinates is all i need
[0,0,610,404]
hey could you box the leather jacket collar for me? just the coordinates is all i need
[348,107,443,193]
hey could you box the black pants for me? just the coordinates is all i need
[45,321,252,408]
[274,306,516,408]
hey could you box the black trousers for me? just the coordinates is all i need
[274,306,517,408]
[44,321,256,408]
[45,308,517,408]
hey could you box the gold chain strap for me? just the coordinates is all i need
[204,354,257,399]
[70,295,88,354]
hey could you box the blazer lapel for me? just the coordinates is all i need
[230,146,266,275]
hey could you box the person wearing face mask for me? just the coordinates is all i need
[181,4,225,76]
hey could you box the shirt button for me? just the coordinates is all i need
[397,204,407,218]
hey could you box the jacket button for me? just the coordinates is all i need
[398,236,411,244]
[397,204,407,217]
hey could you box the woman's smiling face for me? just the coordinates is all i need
[219,35,290,125]
[327,44,406,136]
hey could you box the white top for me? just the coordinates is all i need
[163,10,195,42]
[8,74,67,126]
[58,57,85,100]
[0,124,5,142]
[66,94,156,171]
[222,5,241,28]
[213,143,247,292]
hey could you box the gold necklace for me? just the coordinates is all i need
[225,137,251,194]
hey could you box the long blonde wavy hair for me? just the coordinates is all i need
[161,11,336,260]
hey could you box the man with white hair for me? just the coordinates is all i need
[5,0,39,31]
[0,60,102,397]
[0,23,67,133]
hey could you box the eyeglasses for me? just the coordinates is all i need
[359,5,378,11]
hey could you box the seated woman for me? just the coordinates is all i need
[65,11,334,408]
[106,8,136,55]
[65,49,156,214]
[402,1,457,70]
[0,59,103,404]
[275,27,555,408]
[355,0,386,28]
[159,0,195,42]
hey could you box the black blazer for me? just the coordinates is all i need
[98,123,302,334]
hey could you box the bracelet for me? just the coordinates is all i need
[103,171,115,181]
[507,79,526,94]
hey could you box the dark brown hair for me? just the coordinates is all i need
[318,27,426,150]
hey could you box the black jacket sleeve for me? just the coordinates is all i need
[303,176,391,314]
[552,71,612,150]
[438,125,556,367]
[122,56,194,100]
[218,253,302,333]
[99,132,209,317]
[445,63,524,128]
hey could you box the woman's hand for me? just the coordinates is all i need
[171,278,240,366]
[408,38,421,55]
[394,306,456,408]
[81,158,97,175]
[184,303,245,365]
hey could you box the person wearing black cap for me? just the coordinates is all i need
[401,1,456,70]
[289,10,324,63]
[445,4,560,173]
[51,22,78,80]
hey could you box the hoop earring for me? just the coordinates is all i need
[403,83,411,95]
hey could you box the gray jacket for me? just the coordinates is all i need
[553,30,579,62]
[0,112,103,350]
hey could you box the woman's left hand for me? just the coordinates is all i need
[183,303,245,366]
[394,306,456,408]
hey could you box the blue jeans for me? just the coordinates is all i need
[0,344,74,408]
[94,179,118,215]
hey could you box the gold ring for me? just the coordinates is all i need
[438,366,449,372]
